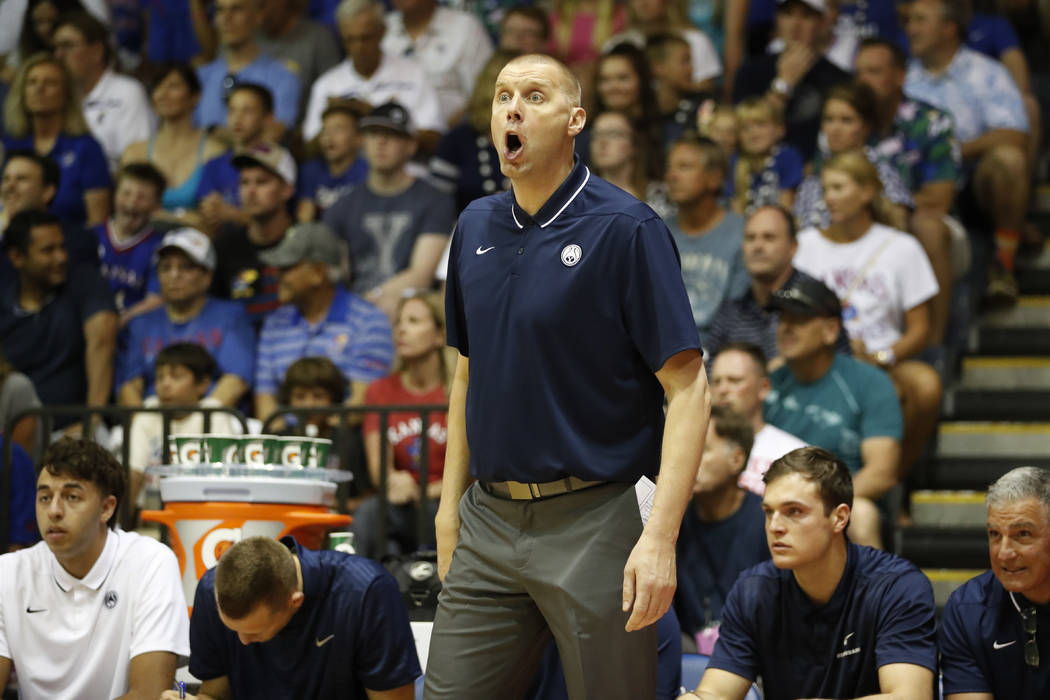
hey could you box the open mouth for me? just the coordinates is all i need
[505,133,523,159]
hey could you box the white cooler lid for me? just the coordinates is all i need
[160,476,337,506]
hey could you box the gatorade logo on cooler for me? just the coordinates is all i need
[178,443,202,463]
[282,445,301,466]
[244,442,265,464]
[201,527,243,569]
[221,444,239,463]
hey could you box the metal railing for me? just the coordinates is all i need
[0,403,448,554]
[262,404,448,555]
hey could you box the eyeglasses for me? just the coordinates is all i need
[1021,605,1039,667]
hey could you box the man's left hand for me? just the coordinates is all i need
[622,531,676,631]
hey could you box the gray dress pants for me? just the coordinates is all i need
[424,481,658,699]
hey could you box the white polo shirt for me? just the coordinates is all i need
[302,53,445,141]
[382,7,493,123]
[0,529,190,700]
[83,69,157,174]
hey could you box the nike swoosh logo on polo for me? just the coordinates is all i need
[26,607,46,613]
[993,640,1017,650]
[475,246,495,255]
[316,634,335,647]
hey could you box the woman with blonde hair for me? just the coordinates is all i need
[354,290,449,559]
[794,149,942,487]
[726,95,802,214]
[2,52,111,227]
[429,50,517,213]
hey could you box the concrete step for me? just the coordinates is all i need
[923,569,986,609]
[959,357,1050,389]
[918,456,1050,490]
[895,526,988,569]
[978,296,1050,328]
[937,422,1050,459]
[911,491,986,528]
[971,327,1050,356]
[945,388,1050,421]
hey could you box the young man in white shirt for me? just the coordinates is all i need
[709,342,806,495]
[0,438,189,700]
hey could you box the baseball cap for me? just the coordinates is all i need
[156,227,216,271]
[767,276,842,318]
[358,102,415,137]
[777,0,828,14]
[258,222,344,268]
[231,142,296,186]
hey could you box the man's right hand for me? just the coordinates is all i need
[776,42,816,91]
[434,506,460,581]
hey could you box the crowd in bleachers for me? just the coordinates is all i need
[0,0,1045,570]
[0,0,1048,697]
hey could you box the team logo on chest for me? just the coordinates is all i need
[560,244,582,267]
[104,590,118,609]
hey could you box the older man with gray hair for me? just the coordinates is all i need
[301,0,445,144]
[940,466,1050,698]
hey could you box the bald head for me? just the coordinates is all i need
[501,54,582,108]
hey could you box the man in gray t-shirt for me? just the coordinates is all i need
[323,102,454,319]
[664,136,749,335]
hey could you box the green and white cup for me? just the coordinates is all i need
[205,434,242,464]
[303,437,332,468]
[242,435,281,466]
[169,434,206,464]
[277,436,312,468]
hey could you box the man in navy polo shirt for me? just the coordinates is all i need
[679,446,937,700]
[427,53,710,699]
[164,536,419,700]
[0,209,117,433]
[940,466,1050,698]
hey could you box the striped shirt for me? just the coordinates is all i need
[255,286,394,395]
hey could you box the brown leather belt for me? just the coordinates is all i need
[481,477,606,500]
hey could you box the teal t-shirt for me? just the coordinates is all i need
[764,354,902,473]
[668,210,749,334]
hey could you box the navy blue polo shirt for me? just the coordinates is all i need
[941,570,1050,697]
[445,157,700,483]
[709,543,937,700]
[0,262,116,410]
[189,537,421,698]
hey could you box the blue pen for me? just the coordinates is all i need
[174,680,186,698]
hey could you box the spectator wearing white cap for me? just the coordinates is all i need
[209,141,297,327]
[117,227,255,408]
[322,101,455,320]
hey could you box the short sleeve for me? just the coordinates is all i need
[78,136,114,191]
[130,544,191,659]
[688,29,722,83]
[620,218,703,372]
[776,146,804,189]
[983,61,1029,132]
[421,190,456,236]
[706,579,761,681]
[254,316,280,396]
[895,235,939,310]
[985,16,1021,55]
[188,573,230,681]
[7,441,38,544]
[195,158,221,201]
[345,306,394,383]
[918,108,961,186]
[443,223,468,355]
[939,592,992,694]
[353,570,422,690]
[873,569,938,671]
[271,67,302,127]
[859,367,902,441]
[72,263,118,322]
[216,311,256,384]
[119,317,147,387]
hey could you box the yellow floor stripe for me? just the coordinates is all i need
[922,569,987,582]
[912,491,986,504]
[963,357,1050,369]
[940,423,1050,434]
[1016,296,1050,307]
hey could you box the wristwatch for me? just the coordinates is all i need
[874,348,896,369]
[772,77,793,98]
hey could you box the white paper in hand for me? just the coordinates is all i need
[635,476,656,525]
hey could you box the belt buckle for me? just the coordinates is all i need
[505,481,534,499]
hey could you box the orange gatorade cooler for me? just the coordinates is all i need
[142,476,351,609]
